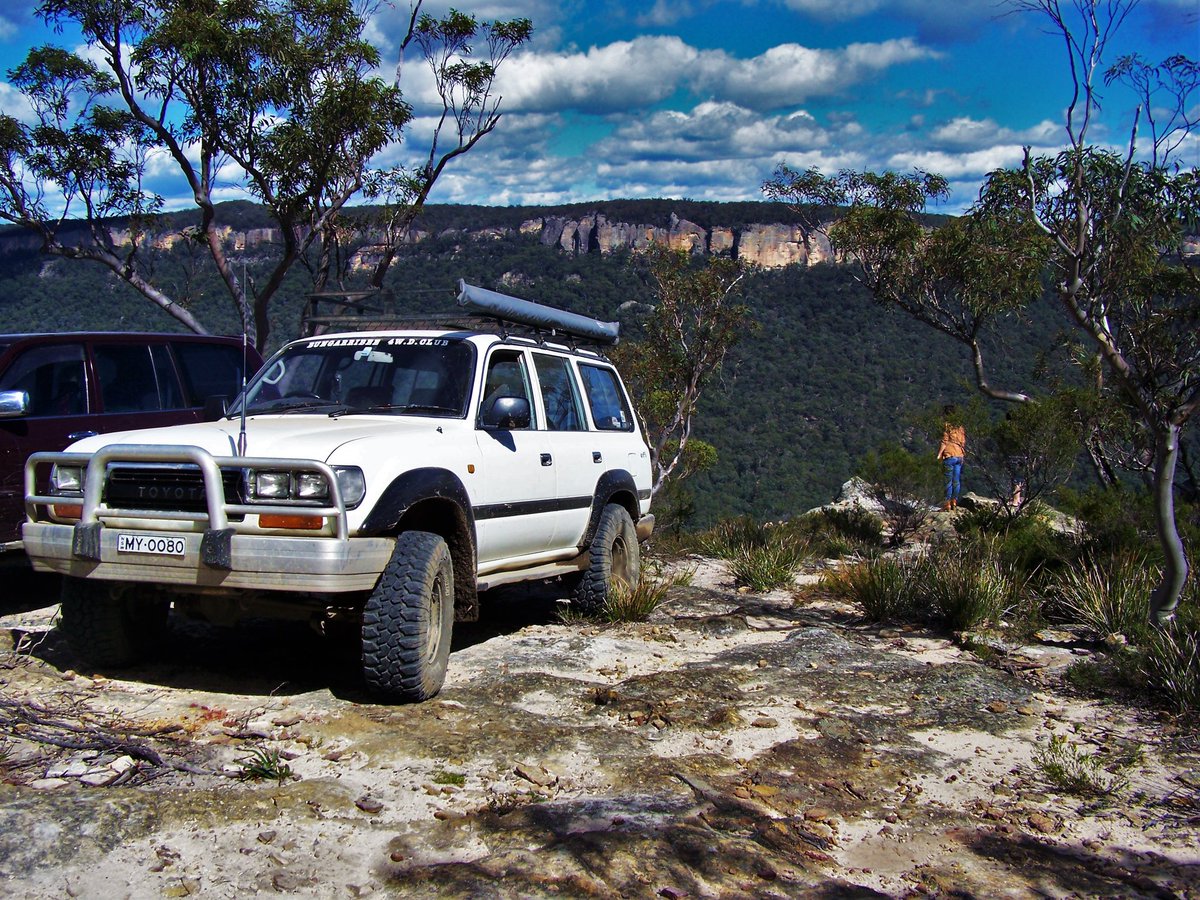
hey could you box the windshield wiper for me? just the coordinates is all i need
[332,403,459,417]
[247,397,346,415]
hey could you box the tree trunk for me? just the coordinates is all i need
[1149,422,1189,626]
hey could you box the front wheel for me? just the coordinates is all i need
[361,531,454,701]
[58,578,170,668]
[572,503,641,616]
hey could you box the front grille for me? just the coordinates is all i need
[105,465,245,518]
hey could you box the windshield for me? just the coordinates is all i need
[235,337,474,417]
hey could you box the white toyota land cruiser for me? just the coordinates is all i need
[22,283,654,701]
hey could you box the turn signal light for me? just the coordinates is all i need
[52,504,82,520]
[259,514,323,530]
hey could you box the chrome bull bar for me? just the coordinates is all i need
[26,445,351,567]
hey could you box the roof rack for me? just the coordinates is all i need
[299,282,621,348]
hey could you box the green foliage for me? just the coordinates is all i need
[431,769,466,786]
[825,543,1020,631]
[953,506,1077,575]
[1046,552,1157,642]
[726,536,810,592]
[857,442,940,543]
[237,746,294,782]
[1034,733,1134,798]
[1134,620,1200,713]
[613,246,754,497]
[695,516,810,591]
[823,555,920,622]
[797,506,885,557]
[921,541,1023,632]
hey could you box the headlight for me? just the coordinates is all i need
[334,467,365,508]
[245,467,364,508]
[51,465,83,494]
[254,471,291,499]
[296,472,328,500]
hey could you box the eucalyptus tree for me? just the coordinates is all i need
[614,246,754,500]
[765,0,1198,624]
[0,0,529,348]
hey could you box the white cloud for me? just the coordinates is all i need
[928,116,1061,149]
[693,38,939,109]
[497,36,700,114]
[0,81,34,122]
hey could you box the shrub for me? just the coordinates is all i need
[921,542,1021,632]
[823,555,920,621]
[797,507,885,558]
[1135,621,1200,713]
[599,567,690,623]
[727,535,810,592]
[1046,552,1155,642]
[697,516,772,559]
[1033,734,1133,798]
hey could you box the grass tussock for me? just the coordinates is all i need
[1033,733,1137,798]
[697,517,811,591]
[824,543,1022,631]
[572,564,695,624]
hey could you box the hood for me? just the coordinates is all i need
[66,415,449,463]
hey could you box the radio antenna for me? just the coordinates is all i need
[238,261,249,456]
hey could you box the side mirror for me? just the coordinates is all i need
[203,395,229,421]
[0,390,29,418]
[483,395,531,429]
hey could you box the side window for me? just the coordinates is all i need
[479,350,532,428]
[173,342,246,405]
[0,344,87,417]
[150,345,185,409]
[533,354,585,431]
[579,364,634,432]
[95,345,163,413]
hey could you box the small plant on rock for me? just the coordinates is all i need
[1033,734,1134,798]
[236,747,293,782]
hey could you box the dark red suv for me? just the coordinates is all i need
[0,333,263,555]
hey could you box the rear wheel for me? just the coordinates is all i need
[572,503,640,616]
[58,578,170,668]
[361,531,454,701]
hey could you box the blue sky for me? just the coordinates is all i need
[0,0,1196,214]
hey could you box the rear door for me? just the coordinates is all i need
[530,351,599,549]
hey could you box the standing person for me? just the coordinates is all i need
[937,405,966,510]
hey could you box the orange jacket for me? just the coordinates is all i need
[938,425,966,459]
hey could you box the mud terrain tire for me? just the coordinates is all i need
[58,578,169,668]
[572,503,640,616]
[362,531,454,701]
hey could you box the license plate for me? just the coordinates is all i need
[116,533,186,557]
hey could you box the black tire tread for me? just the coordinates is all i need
[362,530,453,701]
[572,503,640,615]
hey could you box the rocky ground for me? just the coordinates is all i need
[0,557,1197,899]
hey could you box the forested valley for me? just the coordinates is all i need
[0,201,1075,525]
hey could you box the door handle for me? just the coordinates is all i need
[68,431,98,441]
[540,453,553,466]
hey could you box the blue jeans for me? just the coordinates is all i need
[943,456,963,501]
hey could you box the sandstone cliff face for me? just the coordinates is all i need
[1,208,840,270]
[524,211,835,268]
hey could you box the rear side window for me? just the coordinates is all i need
[95,344,176,412]
[578,364,634,431]
[173,342,248,405]
[0,344,87,416]
[533,354,585,431]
